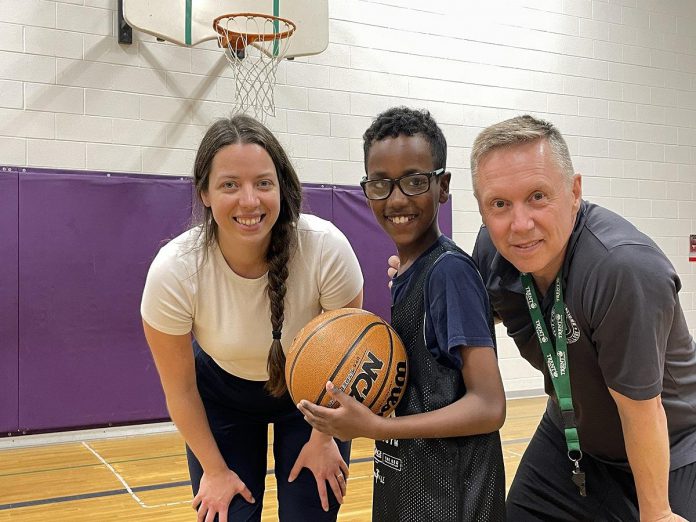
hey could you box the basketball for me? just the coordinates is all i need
[286,308,408,417]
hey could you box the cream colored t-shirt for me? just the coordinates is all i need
[141,214,363,381]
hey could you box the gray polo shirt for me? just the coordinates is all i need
[474,200,696,469]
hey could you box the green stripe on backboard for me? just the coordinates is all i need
[185,0,192,46]
[273,0,280,56]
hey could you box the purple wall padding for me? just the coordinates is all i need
[331,186,452,322]
[0,170,19,433]
[6,170,452,434]
[301,185,333,221]
[18,170,192,431]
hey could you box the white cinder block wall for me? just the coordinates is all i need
[2,0,696,396]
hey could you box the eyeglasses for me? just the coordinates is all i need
[360,169,444,201]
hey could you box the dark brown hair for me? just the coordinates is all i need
[193,114,302,397]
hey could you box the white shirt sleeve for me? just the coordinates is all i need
[317,221,364,311]
[140,243,195,335]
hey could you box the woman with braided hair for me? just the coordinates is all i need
[141,115,363,522]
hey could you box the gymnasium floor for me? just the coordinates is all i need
[0,396,546,521]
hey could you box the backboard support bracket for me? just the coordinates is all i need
[118,0,133,44]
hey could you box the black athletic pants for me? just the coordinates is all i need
[186,343,351,522]
[506,412,696,521]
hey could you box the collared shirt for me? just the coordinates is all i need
[474,200,696,469]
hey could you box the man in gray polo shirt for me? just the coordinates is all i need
[471,115,696,520]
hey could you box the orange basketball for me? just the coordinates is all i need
[286,308,408,417]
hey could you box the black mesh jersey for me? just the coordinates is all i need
[372,239,505,522]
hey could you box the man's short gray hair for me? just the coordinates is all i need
[470,115,575,194]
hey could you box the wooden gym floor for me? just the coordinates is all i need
[0,396,546,521]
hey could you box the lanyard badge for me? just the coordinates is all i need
[521,272,586,497]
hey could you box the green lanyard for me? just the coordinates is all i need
[520,272,586,496]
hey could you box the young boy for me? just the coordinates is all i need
[298,107,506,521]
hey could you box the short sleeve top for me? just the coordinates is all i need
[392,236,495,371]
[473,200,696,468]
[141,214,364,381]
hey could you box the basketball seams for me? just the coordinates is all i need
[286,308,407,416]
[315,321,384,405]
[286,309,366,393]
[365,319,395,412]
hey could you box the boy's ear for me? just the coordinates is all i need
[438,172,451,204]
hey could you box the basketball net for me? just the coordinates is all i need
[213,13,296,122]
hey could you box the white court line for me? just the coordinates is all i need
[83,441,368,509]
[504,448,525,458]
[81,441,188,509]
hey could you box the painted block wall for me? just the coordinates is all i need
[1,0,696,395]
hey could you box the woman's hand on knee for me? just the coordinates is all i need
[288,430,350,512]
[193,468,254,521]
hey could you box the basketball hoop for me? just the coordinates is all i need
[213,13,296,121]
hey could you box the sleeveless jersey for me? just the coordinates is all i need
[372,240,505,521]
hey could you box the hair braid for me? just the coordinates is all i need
[264,220,296,397]
[192,114,303,397]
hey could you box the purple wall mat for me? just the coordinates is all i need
[301,185,333,221]
[0,170,19,433]
[8,170,451,434]
[331,187,453,323]
[18,171,192,431]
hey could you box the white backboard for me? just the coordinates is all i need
[123,0,328,58]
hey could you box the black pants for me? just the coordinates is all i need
[506,412,696,521]
[187,343,351,521]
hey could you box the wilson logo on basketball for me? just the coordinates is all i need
[379,361,407,415]
[285,308,409,417]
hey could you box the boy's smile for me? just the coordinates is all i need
[365,134,450,268]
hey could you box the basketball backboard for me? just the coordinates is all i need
[122,0,328,58]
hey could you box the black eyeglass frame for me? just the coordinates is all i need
[360,168,445,201]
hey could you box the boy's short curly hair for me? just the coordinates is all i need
[362,106,447,172]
